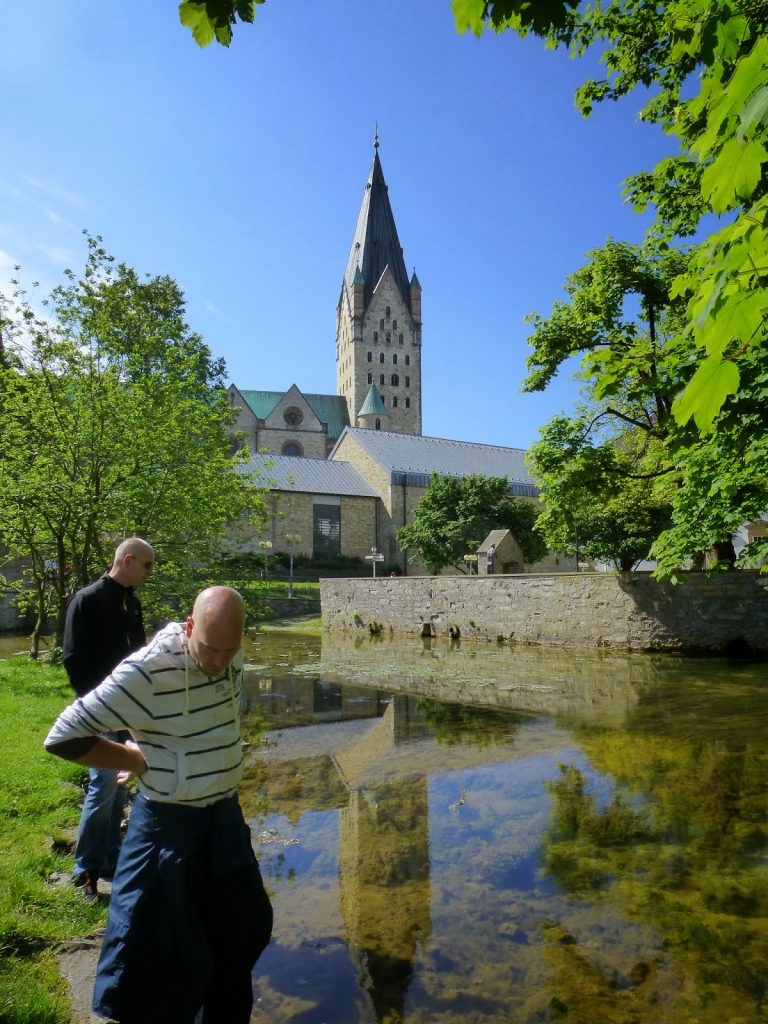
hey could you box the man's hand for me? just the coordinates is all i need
[117,740,148,785]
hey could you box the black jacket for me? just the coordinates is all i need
[62,573,146,697]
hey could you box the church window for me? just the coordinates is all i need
[386,306,390,317]
[393,354,397,365]
[373,331,378,341]
[386,332,391,343]
[392,319,397,329]
[282,441,303,457]
[399,333,403,344]
[405,354,410,366]
[391,373,399,386]
[379,353,385,363]
[380,318,384,329]
[313,504,340,559]
[405,397,411,408]
[367,372,372,384]
[283,407,303,427]
[375,418,381,430]
[367,352,372,362]
[405,376,410,387]
[392,396,398,408]
[379,374,384,385]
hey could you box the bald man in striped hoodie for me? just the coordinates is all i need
[45,586,273,1024]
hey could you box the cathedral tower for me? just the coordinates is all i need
[336,137,423,436]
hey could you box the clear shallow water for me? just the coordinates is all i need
[240,630,768,1024]
[5,626,768,1022]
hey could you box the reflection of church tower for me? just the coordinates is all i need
[336,133,423,436]
[337,700,432,1021]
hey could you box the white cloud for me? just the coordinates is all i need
[22,175,89,209]
[44,207,76,230]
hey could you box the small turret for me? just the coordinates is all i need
[357,383,390,431]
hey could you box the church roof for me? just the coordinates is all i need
[330,428,540,496]
[343,148,411,312]
[357,383,388,417]
[237,390,350,441]
[237,452,378,497]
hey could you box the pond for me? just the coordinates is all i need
[4,624,767,1023]
[239,628,768,1024]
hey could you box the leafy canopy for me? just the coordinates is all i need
[397,473,546,574]
[0,235,265,649]
[453,0,768,435]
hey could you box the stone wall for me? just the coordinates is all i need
[320,571,768,654]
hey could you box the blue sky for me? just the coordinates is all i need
[0,1,675,450]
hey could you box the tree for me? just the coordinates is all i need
[0,236,265,653]
[524,237,768,574]
[453,0,768,434]
[396,473,546,574]
[524,240,689,569]
[178,1,262,46]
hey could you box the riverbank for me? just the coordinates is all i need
[0,658,106,1023]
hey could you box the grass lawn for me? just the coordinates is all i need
[0,657,106,1024]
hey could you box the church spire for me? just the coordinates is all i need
[343,138,411,313]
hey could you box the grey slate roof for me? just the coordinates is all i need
[237,453,378,497]
[343,149,412,313]
[330,428,539,496]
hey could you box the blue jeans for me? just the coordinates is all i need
[74,752,127,876]
[94,793,273,1024]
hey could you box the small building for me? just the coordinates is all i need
[478,529,525,575]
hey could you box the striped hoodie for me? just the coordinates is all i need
[44,622,244,808]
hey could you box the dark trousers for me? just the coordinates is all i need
[94,793,273,1024]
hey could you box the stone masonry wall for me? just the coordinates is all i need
[320,571,768,654]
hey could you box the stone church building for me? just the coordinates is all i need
[228,139,552,575]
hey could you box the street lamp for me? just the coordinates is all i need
[258,540,272,581]
[284,534,301,599]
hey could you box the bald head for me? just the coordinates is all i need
[111,537,154,589]
[186,586,245,677]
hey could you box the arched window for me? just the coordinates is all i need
[405,354,410,366]
[367,372,372,384]
[373,331,378,341]
[375,418,381,430]
[392,396,398,408]
[405,397,410,408]
[367,351,372,362]
[379,374,384,385]
[392,319,397,329]
[386,332,391,343]
[385,306,391,317]
[391,373,399,386]
[405,376,410,388]
[379,353,385,363]
[282,441,303,457]
[393,354,397,365]
[380,318,384,329]
[399,333,403,344]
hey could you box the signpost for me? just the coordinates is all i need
[463,554,478,575]
[365,547,385,577]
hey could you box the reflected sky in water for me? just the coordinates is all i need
[239,629,768,1024]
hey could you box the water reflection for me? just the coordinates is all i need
[239,630,768,1023]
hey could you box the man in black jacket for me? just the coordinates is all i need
[63,537,154,896]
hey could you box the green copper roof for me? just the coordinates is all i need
[238,389,350,441]
[358,383,389,417]
[410,270,421,292]
[352,264,364,285]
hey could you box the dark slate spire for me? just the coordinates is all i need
[344,142,411,312]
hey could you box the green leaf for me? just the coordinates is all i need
[738,82,768,142]
[452,0,487,36]
[672,356,740,432]
[179,2,215,47]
